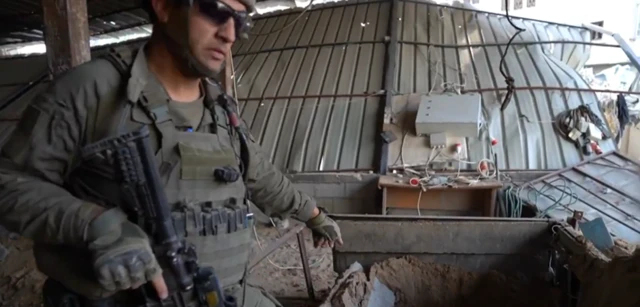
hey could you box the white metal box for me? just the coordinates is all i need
[414,93,482,138]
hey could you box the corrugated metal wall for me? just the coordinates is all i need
[389,0,615,170]
[233,0,389,172]
[0,0,619,173]
[233,0,616,172]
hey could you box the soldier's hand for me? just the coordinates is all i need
[306,207,343,248]
[85,208,168,299]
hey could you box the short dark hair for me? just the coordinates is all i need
[142,0,158,24]
[142,0,187,24]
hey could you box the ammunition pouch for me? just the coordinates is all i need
[171,199,254,287]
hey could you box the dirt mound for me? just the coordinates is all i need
[327,256,560,307]
[0,234,45,307]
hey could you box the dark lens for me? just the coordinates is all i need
[199,1,234,25]
[198,0,252,39]
[234,14,252,38]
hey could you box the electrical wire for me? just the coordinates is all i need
[497,184,524,218]
[526,177,579,218]
[497,178,579,218]
[554,105,610,147]
[499,0,525,111]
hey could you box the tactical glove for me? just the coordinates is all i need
[306,207,343,248]
[85,208,167,298]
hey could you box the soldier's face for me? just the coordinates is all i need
[188,0,247,73]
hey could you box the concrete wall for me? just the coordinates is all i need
[288,173,379,214]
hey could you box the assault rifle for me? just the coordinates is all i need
[81,126,236,307]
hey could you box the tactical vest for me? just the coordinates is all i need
[67,48,254,292]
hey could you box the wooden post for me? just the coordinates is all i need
[41,0,91,76]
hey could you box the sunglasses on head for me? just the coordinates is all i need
[197,0,253,39]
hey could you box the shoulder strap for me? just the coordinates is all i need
[104,48,133,79]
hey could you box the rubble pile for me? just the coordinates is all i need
[324,256,559,307]
[0,232,45,307]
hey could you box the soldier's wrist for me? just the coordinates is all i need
[306,210,326,228]
[84,207,128,248]
[295,203,319,223]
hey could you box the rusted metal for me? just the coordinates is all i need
[234,41,385,57]
[41,0,91,76]
[398,40,619,48]
[248,223,305,270]
[236,86,640,102]
[297,232,316,301]
[0,70,47,114]
[556,173,640,224]
[239,92,384,101]
[233,39,616,58]
[519,151,640,243]
[571,165,640,205]
[524,151,616,186]
[533,177,640,235]
[461,86,640,96]
[248,223,317,301]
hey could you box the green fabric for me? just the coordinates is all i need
[306,211,342,243]
[168,97,205,130]
[90,221,161,293]
[0,43,318,298]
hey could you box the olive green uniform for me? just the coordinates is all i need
[0,44,317,306]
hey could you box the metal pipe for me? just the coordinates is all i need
[233,39,618,58]
[525,151,616,186]
[296,232,316,301]
[239,93,384,101]
[0,70,48,114]
[398,40,619,49]
[377,0,400,175]
[533,177,640,235]
[287,167,374,174]
[248,223,306,270]
[237,86,640,102]
[582,22,615,37]
[460,86,640,96]
[233,40,385,57]
[582,22,640,73]
[557,173,640,224]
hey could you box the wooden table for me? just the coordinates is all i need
[379,175,503,217]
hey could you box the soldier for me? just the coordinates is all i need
[0,0,343,306]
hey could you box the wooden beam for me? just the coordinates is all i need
[41,0,91,76]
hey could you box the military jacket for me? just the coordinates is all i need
[0,44,317,299]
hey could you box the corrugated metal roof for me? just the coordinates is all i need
[0,0,146,45]
[518,151,640,244]
[0,0,623,174]
[232,0,618,172]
